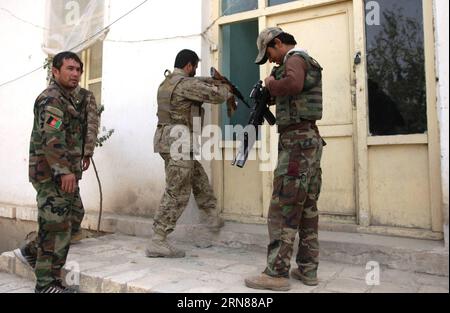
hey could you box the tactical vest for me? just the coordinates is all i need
[273,51,323,125]
[156,71,185,125]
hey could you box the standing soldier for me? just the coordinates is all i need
[13,51,98,293]
[146,49,236,258]
[245,27,325,291]
[71,85,100,243]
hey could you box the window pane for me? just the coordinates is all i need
[221,0,257,16]
[268,0,297,6]
[88,82,101,106]
[365,0,427,136]
[221,20,259,140]
[89,41,103,79]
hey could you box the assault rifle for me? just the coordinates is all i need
[232,80,276,168]
[210,67,250,108]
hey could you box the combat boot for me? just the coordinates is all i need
[70,230,83,245]
[290,268,318,286]
[145,232,185,258]
[35,281,77,293]
[244,273,291,291]
[200,211,225,232]
[13,246,36,270]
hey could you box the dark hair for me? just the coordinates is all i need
[174,49,200,69]
[52,51,84,73]
[267,32,297,48]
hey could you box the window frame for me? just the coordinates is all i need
[80,41,103,106]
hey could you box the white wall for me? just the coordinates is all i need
[0,0,48,207]
[80,0,205,217]
[2,0,447,237]
[0,0,208,218]
[434,0,449,248]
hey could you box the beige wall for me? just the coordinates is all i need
[434,0,449,248]
[209,0,445,241]
[0,218,36,254]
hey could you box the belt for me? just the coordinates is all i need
[277,120,317,134]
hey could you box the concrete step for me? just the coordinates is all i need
[4,209,448,276]
[83,213,448,276]
[173,221,449,276]
[0,271,34,293]
[1,233,449,293]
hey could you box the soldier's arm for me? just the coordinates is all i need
[196,77,215,84]
[174,78,233,104]
[266,56,306,97]
[84,91,100,158]
[39,97,72,178]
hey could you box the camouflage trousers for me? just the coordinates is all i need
[24,181,84,289]
[153,153,217,235]
[264,123,324,278]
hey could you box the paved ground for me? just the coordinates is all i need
[0,272,35,293]
[0,234,448,293]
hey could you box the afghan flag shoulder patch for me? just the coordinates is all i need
[46,115,62,130]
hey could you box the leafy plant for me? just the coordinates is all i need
[92,104,114,232]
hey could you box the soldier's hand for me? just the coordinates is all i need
[82,157,91,171]
[264,76,275,88]
[226,96,237,118]
[210,67,224,81]
[61,173,77,193]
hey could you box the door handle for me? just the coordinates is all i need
[354,52,361,65]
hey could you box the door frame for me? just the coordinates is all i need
[208,0,443,240]
[353,0,442,236]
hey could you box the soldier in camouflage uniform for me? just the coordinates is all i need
[70,84,100,242]
[13,52,98,293]
[146,49,235,258]
[245,28,325,291]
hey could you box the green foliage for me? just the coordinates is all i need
[96,127,114,147]
[43,58,51,70]
[44,57,53,83]
[97,104,105,115]
[95,105,114,147]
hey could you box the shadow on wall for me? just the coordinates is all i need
[108,186,162,217]
[107,190,202,225]
[0,218,36,254]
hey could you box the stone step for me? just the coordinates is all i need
[0,234,448,293]
[0,271,34,293]
[4,210,448,276]
[77,213,449,276]
[183,221,449,276]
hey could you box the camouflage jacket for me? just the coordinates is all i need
[154,68,231,153]
[29,80,95,184]
[72,86,100,157]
